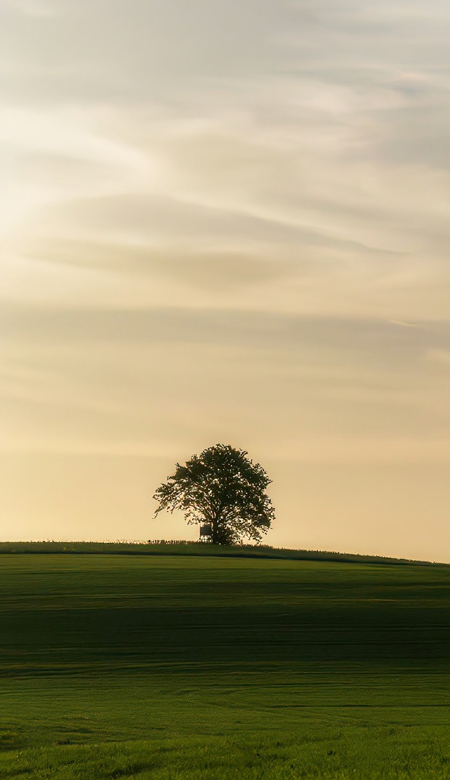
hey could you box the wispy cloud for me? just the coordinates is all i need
[5,0,54,18]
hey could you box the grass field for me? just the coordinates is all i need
[0,540,440,564]
[1,551,449,778]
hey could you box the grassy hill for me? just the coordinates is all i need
[1,552,449,778]
[0,539,442,565]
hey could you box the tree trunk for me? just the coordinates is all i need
[211,515,220,544]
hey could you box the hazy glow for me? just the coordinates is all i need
[1,0,450,560]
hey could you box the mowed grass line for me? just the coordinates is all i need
[0,554,449,779]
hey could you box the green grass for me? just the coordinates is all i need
[0,540,441,565]
[1,553,449,778]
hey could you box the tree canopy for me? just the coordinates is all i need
[153,444,275,544]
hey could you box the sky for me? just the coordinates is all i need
[1,0,450,561]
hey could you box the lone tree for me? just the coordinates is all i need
[153,444,275,545]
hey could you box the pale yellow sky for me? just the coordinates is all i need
[1,0,449,560]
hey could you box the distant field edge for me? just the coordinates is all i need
[0,540,446,566]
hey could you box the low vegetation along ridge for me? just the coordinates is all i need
[0,540,442,565]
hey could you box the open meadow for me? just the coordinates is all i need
[1,548,450,779]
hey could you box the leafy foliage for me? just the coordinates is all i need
[153,444,275,544]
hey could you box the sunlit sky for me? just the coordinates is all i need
[1,0,450,560]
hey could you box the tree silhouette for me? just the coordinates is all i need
[153,444,275,544]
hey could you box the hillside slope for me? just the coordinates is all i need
[1,554,450,778]
[0,540,443,565]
